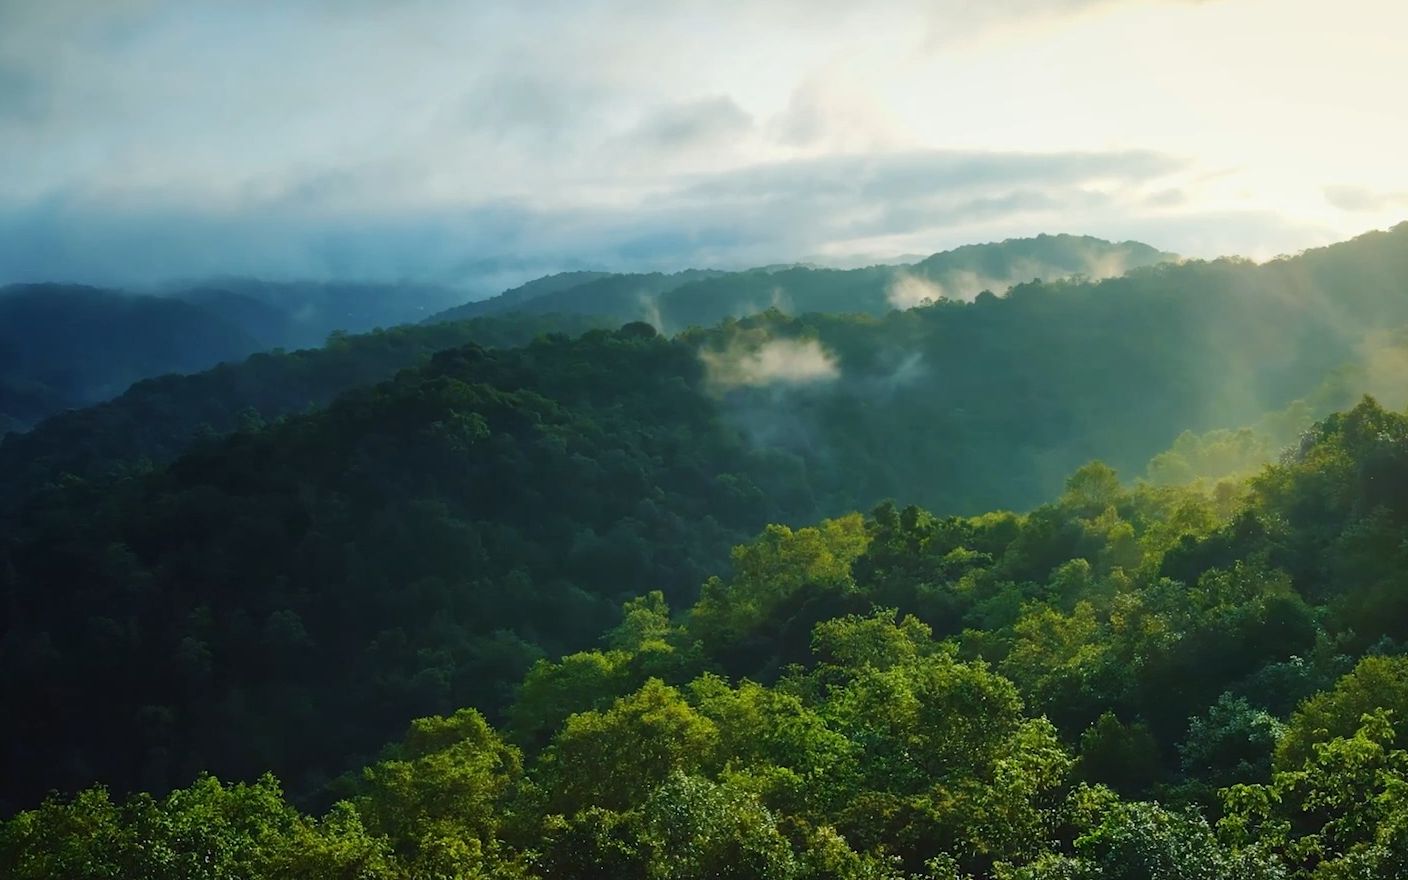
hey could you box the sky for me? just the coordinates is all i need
[1,0,1405,292]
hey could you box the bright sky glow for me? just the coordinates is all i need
[0,0,1404,289]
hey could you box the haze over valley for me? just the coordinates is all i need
[2,2,1408,878]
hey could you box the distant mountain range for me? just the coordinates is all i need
[0,234,1175,431]
[424,234,1177,331]
[0,279,465,431]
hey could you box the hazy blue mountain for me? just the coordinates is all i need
[427,234,1177,333]
[171,278,468,347]
[427,271,615,322]
[426,269,725,325]
[0,284,263,429]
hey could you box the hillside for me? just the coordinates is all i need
[0,279,475,430]
[7,397,1408,878]
[426,235,1177,332]
[426,269,725,325]
[6,225,1396,525]
[173,279,468,348]
[2,223,1406,814]
[0,325,812,809]
[657,234,1175,331]
[0,312,614,510]
[424,271,615,322]
[0,285,263,430]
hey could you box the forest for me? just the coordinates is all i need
[0,233,1164,432]
[2,224,1408,878]
[6,395,1408,878]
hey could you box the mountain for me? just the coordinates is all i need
[1,222,1405,816]
[0,236,1169,433]
[426,234,1178,332]
[8,396,1408,878]
[0,279,479,430]
[657,233,1176,330]
[425,269,725,324]
[426,271,614,322]
[0,311,615,510]
[0,325,808,808]
[171,278,470,348]
[0,284,264,431]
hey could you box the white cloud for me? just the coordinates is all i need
[0,0,1403,285]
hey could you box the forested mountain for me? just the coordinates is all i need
[171,279,468,348]
[1,223,1406,816]
[0,285,263,431]
[0,325,814,810]
[656,234,1174,331]
[0,279,471,430]
[7,397,1408,878]
[2,222,1407,878]
[5,224,1399,522]
[0,235,1164,432]
[426,235,1174,331]
[0,312,614,511]
[426,269,725,324]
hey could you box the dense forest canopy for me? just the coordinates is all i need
[7,396,1408,878]
[7,0,1406,872]
[0,285,262,430]
[0,279,472,430]
[425,234,1174,331]
[0,311,615,511]
[4,224,1402,516]
[1,222,1407,877]
[0,234,1164,432]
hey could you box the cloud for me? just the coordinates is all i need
[0,146,1188,287]
[887,273,944,309]
[627,97,753,151]
[0,63,46,122]
[679,150,1178,203]
[0,0,1391,288]
[1324,185,1408,213]
[701,337,840,390]
[917,0,1222,45]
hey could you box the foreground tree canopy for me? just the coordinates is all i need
[6,396,1408,878]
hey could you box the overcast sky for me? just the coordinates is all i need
[1,0,1405,291]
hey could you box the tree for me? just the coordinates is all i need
[542,679,719,814]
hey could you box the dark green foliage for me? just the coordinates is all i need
[0,279,480,430]
[0,284,263,427]
[8,396,1408,875]
[425,234,1174,333]
[0,311,613,510]
[4,224,1408,876]
[0,326,803,811]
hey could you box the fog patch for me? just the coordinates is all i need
[702,337,840,390]
[1355,329,1408,410]
[882,351,926,389]
[887,272,945,309]
[638,292,665,331]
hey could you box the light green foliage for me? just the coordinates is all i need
[10,394,1408,877]
[690,676,856,814]
[1058,801,1286,880]
[0,775,401,880]
[508,649,635,747]
[1222,710,1408,878]
[1000,602,1110,729]
[811,610,938,670]
[543,679,720,814]
[355,708,523,878]
[1277,655,1408,768]
[641,773,799,880]
[690,514,870,651]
